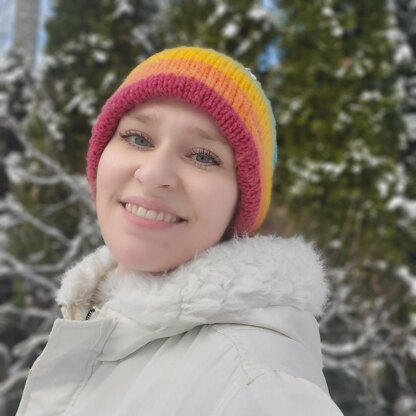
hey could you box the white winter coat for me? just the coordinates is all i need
[17,235,344,416]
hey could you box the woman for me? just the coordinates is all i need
[17,46,344,415]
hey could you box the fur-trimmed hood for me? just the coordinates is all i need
[56,235,329,361]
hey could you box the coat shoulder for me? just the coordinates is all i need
[206,323,344,415]
[208,320,328,391]
[217,370,344,416]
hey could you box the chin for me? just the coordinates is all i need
[107,241,179,274]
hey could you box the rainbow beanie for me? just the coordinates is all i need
[87,46,277,236]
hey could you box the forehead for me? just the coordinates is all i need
[123,98,230,147]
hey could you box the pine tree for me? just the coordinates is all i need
[0,1,166,413]
[269,0,415,414]
[388,1,416,412]
[0,49,34,123]
[0,49,29,197]
[0,1,280,411]
[166,0,278,73]
[41,0,164,172]
[0,49,47,416]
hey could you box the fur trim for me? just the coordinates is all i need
[56,236,329,328]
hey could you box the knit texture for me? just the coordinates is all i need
[87,46,277,235]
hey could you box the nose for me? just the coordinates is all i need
[133,147,179,190]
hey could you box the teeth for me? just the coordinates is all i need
[145,210,157,220]
[125,203,179,223]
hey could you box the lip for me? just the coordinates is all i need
[120,196,186,221]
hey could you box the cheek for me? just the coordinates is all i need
[96,145,125,224]
[192,174,239,226]
[96,145,128,199]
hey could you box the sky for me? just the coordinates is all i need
[0,0,50,63]
[0,0,15,55]
[38,0,51,59]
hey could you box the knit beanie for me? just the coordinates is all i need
[87,46,277,236]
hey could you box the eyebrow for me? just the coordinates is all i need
[187,125,229,147]
[127,112,158,124]
[126,113,230,147]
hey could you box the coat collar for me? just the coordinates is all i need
[56,235,329,361]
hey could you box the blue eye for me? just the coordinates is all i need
[190,148,221,168]
[119,131,152,148]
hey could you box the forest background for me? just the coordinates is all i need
[0,1,415,415]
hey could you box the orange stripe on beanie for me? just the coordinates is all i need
[87,46,277,236]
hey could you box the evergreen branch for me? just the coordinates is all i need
[0,251,57,292]
[12,333,50,359]
[2,118,94,212]
[31,229,99,276]
[0,370,30,396]
[3,196,70,245]
[42,192,80,216]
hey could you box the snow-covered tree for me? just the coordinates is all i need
[268,0,416,414]
[41,0,165,172]
[391,0,416,268]
[166,0,279,72]
[2,1,414,414]
[0,1,280,411]
[0,50,29,200]
[0,1,166,413]
[0,117,98,415]
[0,50,34,123]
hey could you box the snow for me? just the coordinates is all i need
[322,7,334,17]
[388,196,416,219]
[112,0,134,18]
[0,92,7,117]
[334,111,352,130]
[132,27,154,55]
[207,3,227,26]
[248,5,268,21]
[87,34,108,47]
[64,91,96,117]
[235,39,253,56]
[376,180,389,198]
[396,394,416,413]
[403,114,416,140]
[214,3,227,17]
[397,267,416,296]
[352,63,366,77]
[386,27,402,43]
[101,72,117,89]
[289,98,302,111]
[0,63,25,84]
[394,44,413,64]
[329,239,341,249]
[360,90,382,102]
[93,50,108,63]
[348,140,384,168]
[288,159,347,194]
[222,22,239,38]
[4,153,24,185]
[0,3,413,415]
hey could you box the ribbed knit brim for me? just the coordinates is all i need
[87,46,277,236]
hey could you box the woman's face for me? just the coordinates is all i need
[96,98,239,274]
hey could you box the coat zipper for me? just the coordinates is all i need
[85,307,96,321]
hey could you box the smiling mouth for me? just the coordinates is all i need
[121,202,185,224]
